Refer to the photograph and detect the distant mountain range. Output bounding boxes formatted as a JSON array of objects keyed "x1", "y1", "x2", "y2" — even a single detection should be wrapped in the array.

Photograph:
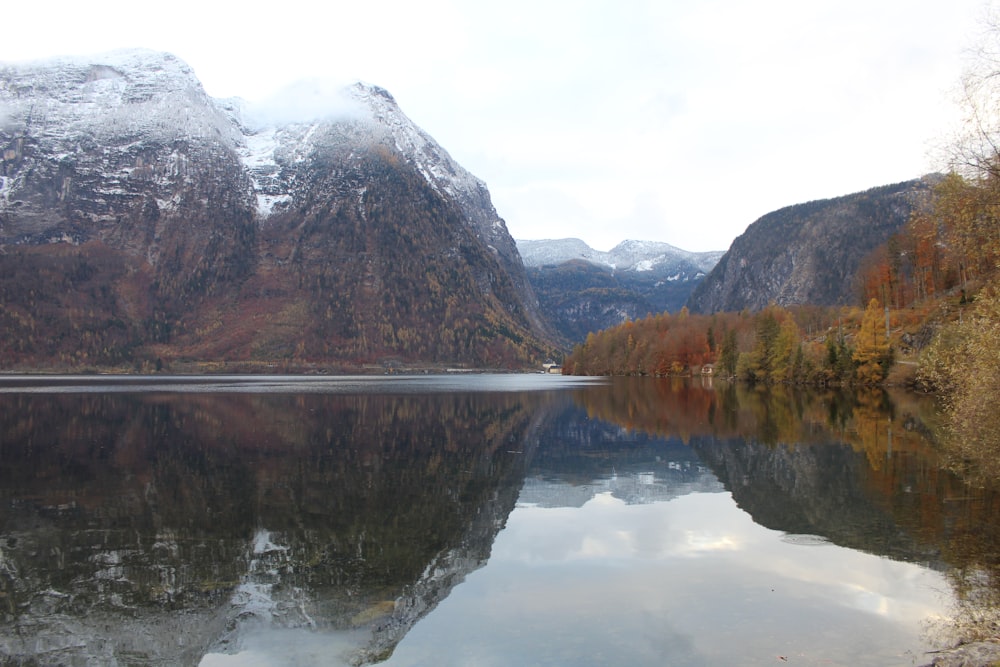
[
  {"x1": 517, "y1": 238, "x2": 722, "y2": 274},
  {"x1": 516, "y1": 238, "x2": 723, "y2": 343}
]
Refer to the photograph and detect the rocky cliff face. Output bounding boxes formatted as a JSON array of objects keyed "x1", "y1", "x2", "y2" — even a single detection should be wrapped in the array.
[
  {"x1": 517, "y1": 238, "x2": 723, "y2": 343},
  {"x1": 685, "y1": 178, "x2": 937, "y2": 314},
  {"x1": 0, "y1": 51, "x2": 257, "y2": 298},
  {"x1": 0, "y1": 50, "x2": 554, "y2": 369}
]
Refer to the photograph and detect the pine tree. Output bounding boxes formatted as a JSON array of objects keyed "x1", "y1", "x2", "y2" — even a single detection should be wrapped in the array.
[
  {"x1": 747, "y1": 311, "x2": 780, "y2": 382},
  {"x1": 718, "y1": 329, "x2": 738, "y2": 378}
]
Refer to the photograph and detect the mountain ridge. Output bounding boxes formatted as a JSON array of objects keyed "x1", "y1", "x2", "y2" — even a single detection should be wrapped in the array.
[
  {"x1": 685, "y1": 178, "x2": 938, "y2": 314},
  {"x1": 517, "y1": 237, "x2": 723, "y2": 274},
  {"x1": 0, "y1": 49, "x2": 556, "y2": 369}
]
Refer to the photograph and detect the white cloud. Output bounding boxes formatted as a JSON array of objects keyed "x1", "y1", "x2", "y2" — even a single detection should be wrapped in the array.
[{"x1": 242, "y1": 78, "x2": 364, "y2": 126}]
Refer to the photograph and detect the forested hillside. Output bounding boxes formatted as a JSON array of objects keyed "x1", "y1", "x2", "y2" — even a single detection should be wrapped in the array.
[
  {"x1": 523, "y1": 260, "x2": 652, "y2": 343},
  {"x1": 562, "y1": 301, "x2": 894, "y2": 386}
]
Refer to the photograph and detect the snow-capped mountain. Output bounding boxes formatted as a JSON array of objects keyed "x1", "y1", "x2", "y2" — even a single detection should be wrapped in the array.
[
  {"x1": 229, "y1": 82, "x2": 521, "y2": 264},
  {"x1": 517, "y1": 238, "x2": 723, "y2": 275},
  {"x1": 0, "y1": 49, "x2": 555, "y2": 368},
  {"x1": 515, "y1": 238, "x2": 723, "y2": 343},
  {"x1": 0, "y1": 49, "x2": 256, "y2": 289}
]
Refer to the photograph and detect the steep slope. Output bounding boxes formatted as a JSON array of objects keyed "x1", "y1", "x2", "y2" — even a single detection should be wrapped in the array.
[
  {"x1": 686, "y1": 178, "x2": 937, "y2": 314},
  {"x1": 517, "y1": 238, "x2": 722, "y2": 342},
  {"x1": 0, "y1": 50, "x2": 257, "y2": 297},
  {"x1": 0, "y1": 50, "x2": 555, "y2": 369}
]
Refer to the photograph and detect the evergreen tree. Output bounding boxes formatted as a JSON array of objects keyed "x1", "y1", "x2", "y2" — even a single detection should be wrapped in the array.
[
  {"x1": 718, "y1": 329, "x2": 739, "y2": 378},
  {"x1": 747, "y1": 311, "x2": 780, "y2": 382}
]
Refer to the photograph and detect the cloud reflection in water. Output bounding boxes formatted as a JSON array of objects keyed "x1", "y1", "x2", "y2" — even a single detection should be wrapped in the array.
[{"x1": 383, "y1": 488, "x2": 948, "y2": 667}]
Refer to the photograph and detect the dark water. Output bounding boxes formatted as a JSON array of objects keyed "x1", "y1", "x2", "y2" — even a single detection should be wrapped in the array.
[{"x1": 0, "y1": 375, "x2": 997, "y2": 666}]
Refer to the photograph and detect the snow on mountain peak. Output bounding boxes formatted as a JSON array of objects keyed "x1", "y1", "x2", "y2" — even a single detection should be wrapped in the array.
[
  {"x1": 1, "y1": 48, "x2": 237, "y2": 148},
  {"x1": 347, "y1": 81, "x2": 484, "y2": 198},
  {"x1": 227, "y1": 76, "x2": 495, "y2": 231},
  {"x1": 1, "y1": 49, "x2": 203, "y2": 99},
  {"x1": 517, "y1": 237, "x2": 724, "y2": 275},
  {"x1": 2, "y1": 49, "x2": 514, "y2": 259}
]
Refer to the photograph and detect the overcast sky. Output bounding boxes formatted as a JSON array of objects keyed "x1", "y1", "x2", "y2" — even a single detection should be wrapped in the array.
[{"x1": 1, "y1": 0, "x2": 992, "y2": 251}]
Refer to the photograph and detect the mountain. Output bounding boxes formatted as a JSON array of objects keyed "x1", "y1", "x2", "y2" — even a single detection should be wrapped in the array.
[
  {"x1": 516, "y1": 238, "x2": 723, "y2": 343},
  {"x1": 517, "y1": 238, "x2": 721, "y2": 275},
  {"x1": 0, "y1": 49, "x2": 555, "y2": 370},
  {"x1": 686, "y1": 178, "x2": 937, "y2": 314}
]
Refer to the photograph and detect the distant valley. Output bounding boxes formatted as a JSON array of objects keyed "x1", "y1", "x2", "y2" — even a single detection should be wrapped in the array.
[
  {"x1": 516, "y1": 238, "x2": 723, "y2": 343},
  {"x1": 517, "y1": 178, "x2": 935, "y2": 344}
]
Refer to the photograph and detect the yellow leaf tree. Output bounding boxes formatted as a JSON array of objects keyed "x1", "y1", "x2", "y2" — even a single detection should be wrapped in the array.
[{"x1": 853, "y1": 298, "x2": 891, "y2": 384}]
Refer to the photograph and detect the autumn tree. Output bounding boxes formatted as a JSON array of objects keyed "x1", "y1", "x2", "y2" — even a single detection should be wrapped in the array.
[
  {"x1": 858, "y1": 243, "x2": 899, "y2": 307},
  {"x1": 917, "y1": 285, "x2": 1000, "y2": 479},
  {"x1": 931, "y1": 173, "x2": 1000, "y2": 288},
  {"x1": 937, "y1": 12, "x2": 1000, "y2": 283},
  {"x1": 853, "y1": 299, "x2": 892, "y2": 385},
  {"x1": 770, "y1": 318, "x2": 802, "y2": 383}
]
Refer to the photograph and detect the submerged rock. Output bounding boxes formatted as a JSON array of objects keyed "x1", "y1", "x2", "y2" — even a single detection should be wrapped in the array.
[{"x1": 921, "y1": 641, "x2": 1000, "y2": 667}]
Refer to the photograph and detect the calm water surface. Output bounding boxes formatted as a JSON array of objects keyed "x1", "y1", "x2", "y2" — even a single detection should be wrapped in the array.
[{"x1": 0, "y1": 374, "x2": 997, "y2": 666}]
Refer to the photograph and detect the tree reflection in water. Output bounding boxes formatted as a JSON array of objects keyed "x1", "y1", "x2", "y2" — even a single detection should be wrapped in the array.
[{"x1": 571, "y1": 377, "x2": 1000, "y2": 648}]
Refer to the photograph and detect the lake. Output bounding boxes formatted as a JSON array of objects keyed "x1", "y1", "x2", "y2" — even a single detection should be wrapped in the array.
[{"x1": 0, "y1": 374, "x2": 997, "y2": 666}]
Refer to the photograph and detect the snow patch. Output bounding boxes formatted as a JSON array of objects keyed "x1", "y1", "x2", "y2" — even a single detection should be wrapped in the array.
[
  {"x1": 155, "y1": 195, "x2": 181, "y2": 211},
  {"x1": 241, "y1": 129, "x2": 279, "y2": 171},
  {"x1": 256, "y1": 193, "x2": 291, "y2": 217},
  {"x1": 292, "y1": 123, "x2": 320, "y2": 163},
  {"x1": 0, "y1": 176, "x2": 12, "y2": 204},
  {"x1": 252, "y1": 529, "x2": 288, "y2": 556}
]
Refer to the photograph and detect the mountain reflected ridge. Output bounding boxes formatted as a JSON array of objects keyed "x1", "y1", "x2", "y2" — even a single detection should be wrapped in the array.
[
  {"x1": 0, "y1": 375, "x2": 998, "y2": 664},
  {"x1": 0, "y1": 385, "x2": 545, "y2": 665}
]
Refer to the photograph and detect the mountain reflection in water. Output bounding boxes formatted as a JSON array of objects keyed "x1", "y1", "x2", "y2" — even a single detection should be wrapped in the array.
[{"x1": 0, "y1": 375, "x2": 997, "y2": 666}]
